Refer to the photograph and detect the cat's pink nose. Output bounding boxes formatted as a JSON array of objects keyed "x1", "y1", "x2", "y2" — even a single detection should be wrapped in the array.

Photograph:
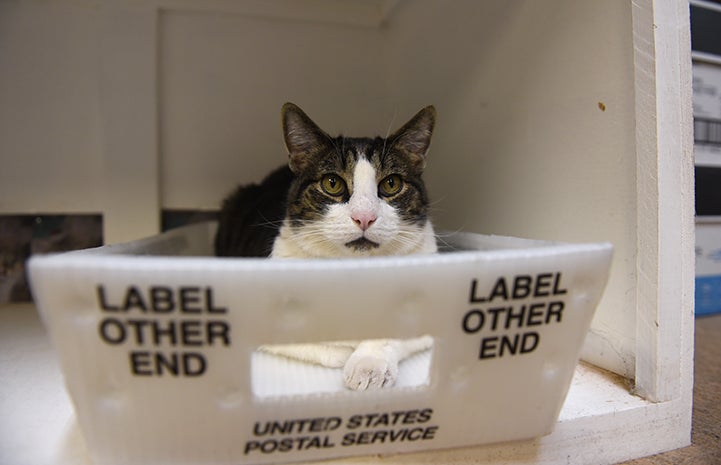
[{"x1": 352, "y1": 212, "x2": 377, "y2": 231}]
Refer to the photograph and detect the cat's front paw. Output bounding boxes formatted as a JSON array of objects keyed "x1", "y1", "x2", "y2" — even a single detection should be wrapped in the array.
[{"x1": 343, "y1": 353, "x2": 398, "y2": 390}]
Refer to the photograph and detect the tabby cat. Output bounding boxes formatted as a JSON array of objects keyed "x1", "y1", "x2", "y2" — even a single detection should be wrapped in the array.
[{"x1": 215, "y1": 103, "x2": 438, "y2": 390}]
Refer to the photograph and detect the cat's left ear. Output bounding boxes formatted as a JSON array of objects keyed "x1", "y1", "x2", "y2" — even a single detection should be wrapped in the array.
[
  {"x1": 281, "y1": 103, "x2": 332, "y2": 173},
  {"x1": 389, "y1": 105, "x2": 436, "y2": 171}
]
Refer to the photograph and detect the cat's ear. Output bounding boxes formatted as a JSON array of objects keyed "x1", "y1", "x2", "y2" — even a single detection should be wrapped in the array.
[
  {"x1": 281, "y1": 103, "x2": 332, "y2": 173},
  {"x1": 389, "y1": 106, "x2": 436, "y2": 170}
]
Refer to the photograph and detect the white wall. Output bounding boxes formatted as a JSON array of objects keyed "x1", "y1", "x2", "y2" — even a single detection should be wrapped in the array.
[
  {"x1": 0, "y1": 1, "x2": 103, "y2": 213},
  {"x1": 159, "y1": 9, "x2": 388, "y2": 209}
]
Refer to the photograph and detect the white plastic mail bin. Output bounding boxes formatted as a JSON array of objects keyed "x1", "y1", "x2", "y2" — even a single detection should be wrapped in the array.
[{"x1": 29, "y1": 222, "x2": 612, "y2": 465}]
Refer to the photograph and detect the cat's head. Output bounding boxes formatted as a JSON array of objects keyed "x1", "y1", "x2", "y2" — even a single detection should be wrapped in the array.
[{"x1": 275, "y1": 103, "x2": 437, "y2": 258}]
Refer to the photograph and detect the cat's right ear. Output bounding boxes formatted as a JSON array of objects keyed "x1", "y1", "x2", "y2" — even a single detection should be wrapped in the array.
[{"x1": 281, "y1": 103, "x2": 332, "y2": 173}]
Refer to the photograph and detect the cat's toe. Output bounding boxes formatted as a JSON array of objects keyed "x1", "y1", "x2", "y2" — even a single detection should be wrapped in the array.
[{"x1": 343, "y1": 356, "x2": 398, "y2": 391}]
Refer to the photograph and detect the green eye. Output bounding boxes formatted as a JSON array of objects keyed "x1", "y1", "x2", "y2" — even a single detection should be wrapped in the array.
[
  {"x1": 321, "y1": 174, "x2": 346, "y2": 196},
  {"x1": 379, "y1": 174, "x2": 403, "y2": 196}
]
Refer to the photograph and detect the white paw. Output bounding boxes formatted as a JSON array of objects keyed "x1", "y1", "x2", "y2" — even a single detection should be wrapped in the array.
[{"x1": 343, "y1": 353, "x2": 398, "y2": 390}]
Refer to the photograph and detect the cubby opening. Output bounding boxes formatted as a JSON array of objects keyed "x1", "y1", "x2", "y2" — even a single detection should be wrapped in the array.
[{"x1": 0, "y1": 1, "x2": 694, "y2": 463}]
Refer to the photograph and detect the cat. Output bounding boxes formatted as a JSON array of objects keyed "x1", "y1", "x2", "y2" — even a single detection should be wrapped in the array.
[{"x1": 215, "y1": 103, "x2": 438, "y2": 390}]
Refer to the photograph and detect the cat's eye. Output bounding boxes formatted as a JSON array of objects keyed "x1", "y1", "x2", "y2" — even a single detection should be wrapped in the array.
[
  {"x1": 378, "y1": 174, "x2": 403, "y2": 197},
  {"x1": 321, "y1": 174, "x2": 347, "y2": 196}
]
